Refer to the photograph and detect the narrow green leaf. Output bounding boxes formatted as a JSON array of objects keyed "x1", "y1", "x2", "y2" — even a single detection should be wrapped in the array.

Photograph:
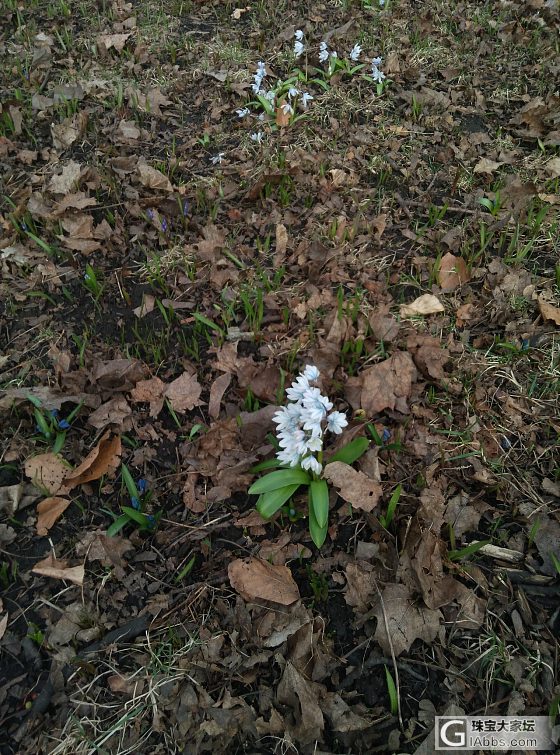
[
  {"x1": 250, "y1": 458, "x2": 282, "y2": 474},
  {"x1": 249, "y1": 468, "x2": 310, "y2": 494},
  {"x1": 52, "y1": 432, "x2": 66, "y2": 454},
  {"x1": 309, "y1": 479, "x2": 329, "y2": 529},
  {"x1": 384, "y1": 666, "x2": 399, "y2": 715},
  {"x1": 193, "y1": 312, "x2": 224, "y2": 336},
  {"x1": 308, "y1": 498, "x2": 328, "y2": 548},
  {"x1": 121, "y1": 463, "x2": 139, "y2": 499},
  {"x1": 121, "y1": 506, "x2": 149, "y2": 526},
  {"x1": 256, "y1": 485, "x2": 299, "y2": 519},
  {"x1": 107, "y1": 514, "x2": 129, "y2": 537},
  {"x1": 327, "y1": 437, "x2": 369, "y2": 465},
  {"x1": 34, "y1": 409, "x2": 51, "y2": 438},
  {"x1": 448, "y1": 539, "x2": 491, "y2": 562},
  {"x1": 26, "y1": 394, "x2": 43, "y2": 409},
  {"x1": 175, "y1": 554, "x2": 196, "y2": 582}
]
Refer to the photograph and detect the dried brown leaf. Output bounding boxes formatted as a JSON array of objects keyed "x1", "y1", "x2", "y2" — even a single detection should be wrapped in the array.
[
  {"x1": 137, "y1": 160, "x2": 173, "y2": 192},
  {"x1": 32, "y1": 553, "x2": 85, "y2": 586},
  {"x1": 538, "y1": 297, "x2": 560, "y2": 325},
  {"x1": 347, "y1": 351, "x2": 417, "y2": 414},
  {"x1": 407, "y1": 335, "x2": 450, "y2": 380},
  {"x1": 130, "y1": 376, "x2": 165, "y2": 417},
  {"x1": 276, "y1": 662, "x2": 324, "y2": 744},
  {"x1": 323, "y1": 462, "x2": 381, "y2": 513},
  {"x1": 91, "y1": 359, "x2": 148, "y2": 392},
  {"x1": 164, "y1": 371, "x2": 203, "y2": 413},
  {"x1": 64, "y1": 432, "x2": 121, "y2": 488},
  {"x1": 228, "y1": 557, "x2": 300, "y2": 605},
  {"x1": 344, "y1": 562, "x2": 375, "y2": 612},
  {"x1": 36, "y1": 496, "x2": 71, "y2": 536},
  {"x1": 24, "y1": 453, "x2": 71, "y2": 496},
  {"x1": 208, "y1": 372, "x2": 232, "y2": 419},
  {"x1": 372, "y1": 583, "x2": 442, "y2": 656},
  {"x1": 473, "y1": 157, "x2": 504, "y2": 174},
  {"x1": 438, "y1": 252, "x2": 470, "y2": 292},
  {"x1": 87, "y1": 396, "x2": 132, "y2": 430},
  {"x1": 48, "y1": 160, "x2": 82, "y2": 194},
  {"x1": 400, "y1": 294, "x2": 444, "y2": 317}
]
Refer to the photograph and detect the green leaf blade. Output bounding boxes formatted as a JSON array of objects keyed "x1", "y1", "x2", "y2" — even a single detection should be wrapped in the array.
[
  {"x1": 309, "y1": 479, "x2": 329, "y2": 529},
  {"x1": 249, "y1": 468, "x2": 310, "y2": 494},
  {"x1": 107, "y1": 514, "x2": 129, "y2": 537},
  {"x1": 121, "y1": 463, "x2": 139, "y2": 499},
  {"x1": 308, "y1": 496, "x2": 328, "y2": 548},
  {"x1": 327, "y1": 437, "x2": 369, "y2": 465},
  {"x1": 256, "y1": 484, "x2": 300, "y2": 519}
]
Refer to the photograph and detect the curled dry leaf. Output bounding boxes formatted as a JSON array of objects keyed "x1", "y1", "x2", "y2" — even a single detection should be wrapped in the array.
[
  {"x1": 0, "y1": 611, "x2": 7, "y2": 642},
  {"x1": 228, "y1": 557, "x2": 300, "y2": 605},
  {"x1": 438, "y1": 252, "x2": 470, "y2": 292},
  {"x1": 0, "y1": 483, "x2": 41, "y2": 515},
  {"x1": 91, "y1": 358, "x2": 148, "y2": 392},
  {"x1": 130, "y1": 375, "x2": 165, "y2": 417},
  {"x1": 87, "y1": 396, "x2": 132, "y2": 431},
  {"x1": 473, "y1": 157, "x2": 504, "y2": 174},
  {"x1": 24, "y1": 453, "x2": 71, "y2": 496},
  {"x1": 400, "y1": 294, "x2": 444, "y2": 317},
  {"x1": 137, "y1": 160, "x2": 173, "y2": 192},
  {"x1": 372, "y1": 583, "x2": 442, "y2": 657},
  {"x1": 36, "y1": 496, "x2": 71, "y2": 536},
  {"x1": 208, "y1": 372, "x2": 232, "y2": 419},
  {"x1": 32, "y1": 553, "x2": 85, "y2": 586},
  {"x1": 275, "y1": 223, "x2": 288, "y2": 260},
  {"x1": 323, "y1": 462, "x2": 381, "y2": 513},
  {"x1": 164, "y1": 371, "x2": 203, "y2": 413},
  {"x1": 538, "y1": 297, "x2": 560, "y2": 325},
  {"x1": 276, "y1": 662, "x2": 325, "y2": 745},
  {"x1": 64, "y1": 432, "x2": 121, "y2": 489},
  {"x1": 276, "y1": 101, "x2": 291, "y2": 128}
]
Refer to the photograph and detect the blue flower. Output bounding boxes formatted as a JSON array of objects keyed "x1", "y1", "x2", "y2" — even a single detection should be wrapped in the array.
[
  {"x1": 58, "y1": 419, "x2": 70, "y2": 430},
  {"x1": 131, "y1": 496, "x2": 141, "y2": 510},
  {"x1": 138, "y1": 479, "x2": 147, "y2": 495},
  {"x1": 382, "y1": 428, "x2": 391, "y2": 443}
]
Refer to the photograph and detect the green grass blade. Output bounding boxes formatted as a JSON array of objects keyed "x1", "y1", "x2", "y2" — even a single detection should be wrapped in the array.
[
  {"x1": 384, "y1": 666, "x2": 399, "y2": 715},
  {"x1": 448, "y1": 539, "x2": 491, "y2": 562},
  {"x1": 121, "y1": 463, "x2": 139, "y2": 499},
  {"x1": 107, "y1": 514, "x2": 129, "y2": 537}
]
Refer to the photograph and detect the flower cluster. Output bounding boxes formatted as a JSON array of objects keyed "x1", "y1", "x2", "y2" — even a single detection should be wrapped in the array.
[
  {"x1": 294, "y1": 29, "x2": 304, "y2": 58},
  {"x1": 252, "y1": 60, "x2": 266, "y2": 94},
  {"x1": 273, "y1": 365, "x2": 348, "y2": 476},
  {"x1": 371, "y1": 56, "x2": 386, "y2": 83}
]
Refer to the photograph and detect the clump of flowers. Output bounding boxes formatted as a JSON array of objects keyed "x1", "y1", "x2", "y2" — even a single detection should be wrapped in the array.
[
  {"x1": 370, "y1": 56, "x2": 386, "y2": 83},
  {"x1": 294, "y1": 29, "x2": 305, "y2": 59},
  {"x1": 232, "y1": 35, "x2": 390, "y2": 153},
  {"x1": 273, "y1": 365, "x2": 347, "y2": 476},
  {"x1": 249, "y1": 366, "x2": 369, "y2": 547}
]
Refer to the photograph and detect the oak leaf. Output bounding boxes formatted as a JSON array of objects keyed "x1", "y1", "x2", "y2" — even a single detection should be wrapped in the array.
[{"x1": 228, "y1": 557, "x2": 300, "y2": 605}]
